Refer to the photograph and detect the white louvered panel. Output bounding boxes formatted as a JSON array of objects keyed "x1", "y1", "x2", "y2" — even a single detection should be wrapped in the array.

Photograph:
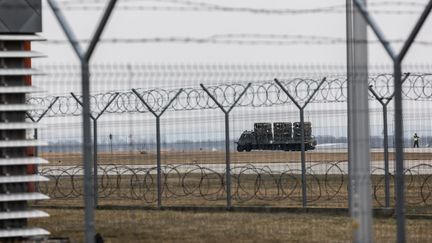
[
  {"x1": 0, "y1": 175, "x2": 49, "y2": 184},
  {"x1": 0, "y1": 104, "x2": 44, "y2": 111},
  {"x1": 0, "y1": 228, "x2": 50, "y2": 238},
  {"x1": 0, "y1": 122, "x2": 41, "y2": 130},
  {"x1": 0, "y1": 69, "x2": 44, "y2": 76},
  {"x1": 0, "y1": 157, "x2": 48, "y2": 166},
  {"x1": 0, "y1": 193, "x2": 49, "y2": 202},
  {"x1": 0, "y1": 140, "x2": 48, "y2": 148},
  {"x1": 1, "y1": 33, "x2": 50, "y2": 239},
  {"x1": 0, "y1": 210, "x2": 49, "y2": 220},
  {"x1": 0, "y1": 51, "x2": 46, "y2": 58},
  {"x1": 0, "y1": 34, "x2": 45, "y2": 41},
  {"x1": 0, "y1": 86, "x2": 40, "y2": 93}
]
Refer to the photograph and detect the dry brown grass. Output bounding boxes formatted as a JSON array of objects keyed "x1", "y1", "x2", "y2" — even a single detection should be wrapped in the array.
[
  {"x1": 32, "y1": 150, "x2": 432, "y2": 242},
  {"x1": 42, "y1": 150, "x2": 432, "y2": 166},
  {"x1": 30, "y1": 208, "x2": 432, "y2": 243}
]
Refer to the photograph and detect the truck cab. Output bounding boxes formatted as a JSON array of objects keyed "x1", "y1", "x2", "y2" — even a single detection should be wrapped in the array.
[{"x1": 236, "y1": 131, "x2": 255, "y2": 152}]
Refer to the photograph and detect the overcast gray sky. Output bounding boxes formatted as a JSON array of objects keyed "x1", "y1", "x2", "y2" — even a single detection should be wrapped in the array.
[
  {"x1": 34, "y1": 0, "x2": 432, "y2": 65},
  {"x1": 29, "y1": 0, "x2": 432, "y2": 143}
]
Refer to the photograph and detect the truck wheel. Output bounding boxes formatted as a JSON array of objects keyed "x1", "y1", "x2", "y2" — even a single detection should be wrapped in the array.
[
  {"x1": 237, "y1": 146, "x2": 244, "y2": 152},
  {"x1": 245, "y1": 146, "x2": 252, "y2": 152}
]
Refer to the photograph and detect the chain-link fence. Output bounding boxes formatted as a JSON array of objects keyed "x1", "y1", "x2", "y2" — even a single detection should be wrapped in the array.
[
  {"x1": 22, "y1": 0, "x2": 432, "y2": 242},
  {"x1": 29, "y1": 68, "x2": 432, "y2": 209},
  {"x1": 26, "y1": 63, "x2": 432, "y2": 241}
]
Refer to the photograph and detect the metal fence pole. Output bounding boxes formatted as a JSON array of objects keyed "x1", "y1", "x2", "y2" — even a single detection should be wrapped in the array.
[
  {"x1": 48, "y1": 0, "x2": 118, "y2": 240},
  {"x1": 92, "y1": 93, "x2": 119, "y2": 207},
  {"x1": 109, "y1": 134, "x2": 113, "y2": 155},
  {"x1": 93, "y1": 119, "x2": 98, "y2": 206},
  {"x1": 71, "y1": 92, "x2": 97, "y2": 208},
  {"x1": 34, "y1": 129, "x2": 38, "y2": 154},
  {"x1": 274, "y1": 78, "x2": 326, "y2": 208},
  {"x1": 346, "y1": 0, "x2": 354, "y2": 212},
  {"x1": 81, "y1": 61, "x2": 95, "y2": 242},
  {"x1": 26, "y1": 97, "x2": 59, "y2": 196},
  {"x1": 200, "y1": 83, "x2": 251, "y2": 209},
  {"x1": 299, "y1": 108, "x2": 306, "y2": 207},
  {"x1": 369, "y1": 73, "x2": 410, "y2": 208},
  {"x1": 382, "y1": 103, "x2": 390, "y2": 206},
  {"x1": 132, "y1": 89, "x2": 183, "y2": 208},
  {"x1": 393, "y1": 63, "x2": 405, "y2": 243},
  {"x1": 394, "y1": 5, "x2": 432, "y2": 242},
  {"x1": 353, "y1": 1, "x2": 432, "y2": 242},
  {"x1": 347, "y1": 1, "x2": 373, "y2": 242},
  {"x1": 26, "y1": 96, "x2": 60, "y2": 157},
  {"x1": 155, "y1": 116, "x2": 162, "y2": 207},
  {"x1": 71, "y1": 92, "x2": 119, "y2": 208},
  {"x1": 367, "y1": 90, "x2": 393, "y2": 208},
  {"x1": 224, "y1": 112, "x2": 232, "y2": 208}
]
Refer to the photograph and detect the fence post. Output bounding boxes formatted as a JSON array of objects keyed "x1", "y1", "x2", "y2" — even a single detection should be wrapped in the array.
[
  {"x1": 93, "y1": 119, "x2": 98, "y2": 205},
  {"x1": 200, "y1": 83, "x2": 251, "y2": 209},
  {"x1": 26, "y1": 97, "x2": 60, "y2": 195},
  {"x1": 132, "y1": 88, "x2": 183, "y2": 208},
  {"x1": 368, "y1": 73, "x2": 410, "y2": 208},
  {"x1": 382, "y1": 103, "x2": 390, "y2": 206},
  {"x1": 26, "y1": 96, "x2": 60, "y2": 157},
  {"x1": 48, "y1": 0, "x2": 118, "y2": 241},
  {"x1": 346, "y1": 1, "x2": 373, "y2": 242},
  {"x1": 71, "y1": 92, "x2": 119, "y2": 207},
  {"x1": 353, "y1": 1, "x2": 432, "y2": 241},
  {"x1": 274, "y1": 78, "x2": 326, "y2": 208}
]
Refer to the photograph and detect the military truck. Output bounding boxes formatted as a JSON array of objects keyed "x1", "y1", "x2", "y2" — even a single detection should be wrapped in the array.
[{"x1": 236, "y1": 122, "x2": 317, "y2": 152}]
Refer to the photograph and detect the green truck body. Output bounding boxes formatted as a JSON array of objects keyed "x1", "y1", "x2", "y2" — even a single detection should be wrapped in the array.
[{"x1": 236, "y1": 122, "x2": 317, "y2": 152}]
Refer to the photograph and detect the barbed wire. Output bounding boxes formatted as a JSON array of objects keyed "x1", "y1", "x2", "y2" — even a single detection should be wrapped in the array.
[
  {"x1": 51, "y1": 0, "x2": 427, "y2": 15},
  {"x1": 35, "y1": 63, "x2": 432, "y2": 76},
  {"x1": 57, "y1": 0, "x2": 427, "y2": 7},
  {"x1": 40, "y1": 34, "x2": 432, "y2": 46},
  {"x1": 27, "y1": 73, "x2": 432, "y2": 119},
  {"x1": 38, "y1": 162, "x2": 432, "y2": 206}
]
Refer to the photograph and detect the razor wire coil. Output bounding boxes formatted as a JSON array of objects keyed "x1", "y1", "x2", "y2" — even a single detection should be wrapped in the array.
[
  {"x1": 28, "y1": 73, "x2": 432, "y2": 119},
  {"x1": 38, "y1": 162, "x2": 432, "y2": 206}
]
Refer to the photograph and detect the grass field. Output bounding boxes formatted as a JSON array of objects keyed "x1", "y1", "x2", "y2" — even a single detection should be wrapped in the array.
[
  {"x1": 30, "y1": 208, "x2": 432, "y2": 243},
  {"x1": 32, "y1": 150, "x2": 432, "y2": 242}
]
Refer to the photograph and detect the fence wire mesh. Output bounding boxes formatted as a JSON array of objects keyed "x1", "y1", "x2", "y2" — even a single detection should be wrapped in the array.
[
  {"x1": 26, "y1": 63, "x2": 432, "y2": 242},
  {"x1": 22, "y1": 0, "x2": 432, "y2": 242}
]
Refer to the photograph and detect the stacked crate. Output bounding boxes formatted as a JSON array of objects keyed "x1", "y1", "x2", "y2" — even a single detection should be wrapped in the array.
[
  {"x1": 254, "y1": 123, "x2": 272, "y2": 143},
  {"x1": 293, "y1": 122, "x2": 312, "y2": 140},
  {"x1": 0, "y1": 34, "x2": 50, "y2": 239},
  {"x1": 273, "y1": 122, "x2": 292, "y2": 142}
]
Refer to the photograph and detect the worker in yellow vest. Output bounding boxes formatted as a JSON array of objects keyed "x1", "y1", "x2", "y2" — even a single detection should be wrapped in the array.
[{"x1": 413, "y1": 133, "x2": 420, "y2": 148}]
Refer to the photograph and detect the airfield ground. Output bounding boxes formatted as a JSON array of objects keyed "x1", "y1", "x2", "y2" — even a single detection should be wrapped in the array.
[
  {"x1": 32, "y1": 149, "x2": 432, "y2": 242},
  {"x1": 31, "y1": 208, "x2": 432, "y2": 243}
]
